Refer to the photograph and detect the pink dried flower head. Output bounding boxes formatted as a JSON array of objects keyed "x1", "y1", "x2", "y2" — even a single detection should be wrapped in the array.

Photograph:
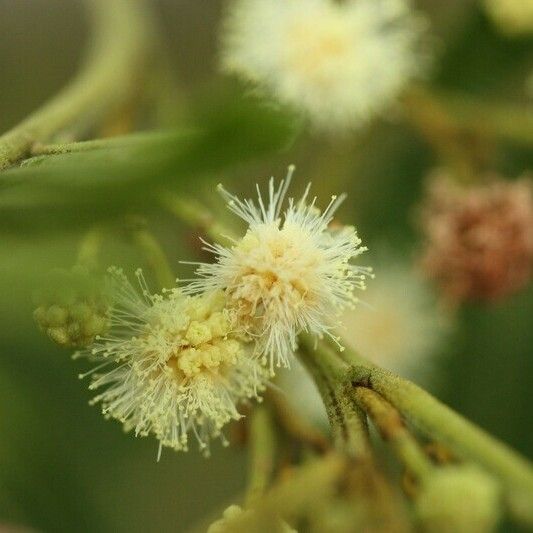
[{"x1": 420, "y1": 173, "x2": 533, "y2": 303}]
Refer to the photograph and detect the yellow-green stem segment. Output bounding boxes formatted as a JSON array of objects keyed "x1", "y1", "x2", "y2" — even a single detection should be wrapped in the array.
[
  {"x1": 245, "y1": 406, "x2": 277, "y2": 507},
  {"x1": 334, "y1": 342, "x2": 533, "y2": 526},
  {"x1": 353, "y1": 386, "x2": 433, "y2": 481},
  {"x1": 0, "y1": 0, "x2": 153, "y2": 170}
]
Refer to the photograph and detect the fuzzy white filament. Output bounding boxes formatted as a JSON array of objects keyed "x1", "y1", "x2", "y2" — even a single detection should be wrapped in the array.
[
  {"x1": 76, "y1": 268, "x2": 268, "y2": 457},
  {"x1": 221, "y1": 0, "x2": 428, "y2": 131},
  {"x1": 184, "y1": 167, "x2": 371, "y2": 370}
]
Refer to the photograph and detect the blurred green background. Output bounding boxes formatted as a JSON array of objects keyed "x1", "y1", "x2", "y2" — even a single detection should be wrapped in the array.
[{"x1": 0, "y1": 0, "x2": 532, "y2": 531}]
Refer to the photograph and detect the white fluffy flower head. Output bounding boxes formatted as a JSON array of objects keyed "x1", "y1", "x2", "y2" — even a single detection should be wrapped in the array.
[
  {"x1": 185, "y1": 167, "x2": 370, "y2": 369},
  {"x1": 340, "y1": 261, "x2": 449, "y2": 379},
  {"x1": 77, "y1": 268, "x2": 267, "y2": 457},
  {"x1": 221, "y1": 0, "x2": 428, "y2": 130}
]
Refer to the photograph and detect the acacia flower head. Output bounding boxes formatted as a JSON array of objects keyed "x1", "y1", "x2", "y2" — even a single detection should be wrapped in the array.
[
  {"x1": 221, "y1": 0, "x2": 428, "y2": 131},
  {"x1": 185, "y1": 167, "x2": 371, "y2": 369},
  {"x1": 340, "y1": 259, "x2": 449, "y2": 381},
  {"x1": 77, "y1": 268, "x2": 268, "y2": 457},
  {"x1": 420, "y1": 174, "x2": 533, "y2": 304}
]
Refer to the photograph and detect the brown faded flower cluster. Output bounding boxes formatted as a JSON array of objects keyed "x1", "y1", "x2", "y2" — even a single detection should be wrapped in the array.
[{"x1": 420, "y1": 173, "x2": 533, "y2": 303}]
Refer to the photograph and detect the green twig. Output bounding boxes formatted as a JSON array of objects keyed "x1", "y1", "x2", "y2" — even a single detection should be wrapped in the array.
[
  {"x1": 76, "y1": 227, "x2": 104, "y2": 270},
  {"x1": 29, "y1": 131, "x2": 176, "y2": 157},
  {"x1": 0, "y1": 0, "x2": 154, "y2": 170},
  {"x1": 404, "y1": 87, "x2": 533, "y2": 147},
  {"x1": 299, "y1": 336, "x2": 370, "y2": 460},
  {"x1": 332, "y1": 342, "x2": 533, "y2": 525},
  {"x1": 353, "y1": 386, "x2": 433, "y2": 481},
  {"x1": 437, "y1": 91, "x2": 533, "y2": 146},
  {"x1": 130, "y1": 226, "x2": 175, "y2": 290},
  {"x1": 268, "y1": 389, "x2": 329, "y2": 453},
  {"x1": 163, "y1": 194, "x2": 235, "y2": 245},
  {"x1": 245, "y1": 406, "x2": 277, "y2": 507}
]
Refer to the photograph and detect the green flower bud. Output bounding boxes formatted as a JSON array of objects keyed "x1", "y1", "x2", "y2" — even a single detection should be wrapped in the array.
[
  {"x1": 415, "y1": 465, "x2": 501, "y2": 533},
  {"x1": 34, "y1": 267, "x2": 110, "y2": 348}
]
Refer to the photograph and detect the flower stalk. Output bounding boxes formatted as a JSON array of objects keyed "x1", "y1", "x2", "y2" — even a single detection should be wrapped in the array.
[
  {"x1": 299, "y1": 335, "x2": 370, "y2": 461},
  {"x1": 129, "y1": 224, "x2": 176, "y2": 290},
  {"x1": 353, "y1": 386, "x2": 433, "y2": 481},
  {"x1": 267, "y1": 389, "x2": 329, "y2": 453},
  {"x1": 76, "y1": 227, "x2": 104, "y2": 271},
  {"x1": 402, "y1": 87, "x2": 533, "y2": 182},
  {"x1": 245, "y1": 406, "x2": 277, "y2": 506},
  {"x1": 328, "y1": 341, "x2": 533, "y2": 525}
]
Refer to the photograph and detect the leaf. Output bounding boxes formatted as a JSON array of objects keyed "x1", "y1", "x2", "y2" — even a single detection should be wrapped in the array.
[{"x1": 0, "y1": 97, "x2": 297, "y2": 234}]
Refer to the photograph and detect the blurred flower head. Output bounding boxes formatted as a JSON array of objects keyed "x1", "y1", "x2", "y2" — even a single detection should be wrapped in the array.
[
  {"x1": 415, "y1": 465, "x2": 502, "y2": 533},
  {"x1": 185, "y1": 167, "x2": 371, "y2": 369},
  {"x1": 340, "y1": 259, "x2": 449, "y2": 379},
  {"x1": 483, "y1": 0, "x2": 533, "y2": 35},
  {"x1": 221, "y1": 0, "x2": 428, "y2": 131},
  {"x1": 420, "y1": 174, "x2": 533, "y2": 304},
  {"x1": 77, "y1": 268, "x2": 268, "y2": 456}
]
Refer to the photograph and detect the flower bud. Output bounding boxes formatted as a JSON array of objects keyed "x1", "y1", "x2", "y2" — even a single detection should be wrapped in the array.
[
  {"x1": 415, "y1": 465, "x2": 501, "y2": 533},
  {"x1": 33, "y1": 266, "x2": 110, "y2": 348}
]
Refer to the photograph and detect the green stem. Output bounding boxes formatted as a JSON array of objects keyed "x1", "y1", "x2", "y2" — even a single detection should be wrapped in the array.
[
  {"x1": 353, "y1": 386, "x2": 433, "y2": 481},
  {"x1": 404, "y1": 87, "x2": 533, "y2": 154},
  {"x1": 162, "y1": 194, "x2": 235, "y2": 245},
  {"x1": 333, "y1": 342, "x2": 533, "y2": 524},
  {"x1": 29, "y1": 132, "x2": 172, "y2": 157},
  {"x1": 436, "y1": 90, "x2": 533, "y2": 146},
  {"x1": 76, "y1": 227, "x2": 104, "y2": 270},
  {"x1": 268, "y1": 389, "x2": 329, "y2": 453},
  {"x1": 299, "y1": 336, "x2": 370, "y2": 460},
  {"x1": 131, "y1": 226, "x2": 175, "y2": 290},
  {"x1": 245, "y1": 406, "x2": 277, "y2": 507},
  {"x1": 0, "y1": 0, "x2": 154, "y2": 170}
]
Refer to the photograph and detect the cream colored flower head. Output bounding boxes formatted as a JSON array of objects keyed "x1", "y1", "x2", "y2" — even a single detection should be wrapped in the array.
[
  {"x1": 77, "y1": 268, "x2": 268, "y2": 457},
  {"x1": 483, "y1": 0, "x2": 533, "y2": 35},
  {"x1": 221, "y1": 0, "x2": 428, "y2": 131},
  {"x1": 185, "y1": 167, "x2": 371, "y2": 370},
  {"x1": 340, "y1": 259, "x2": 449, "y2": 380}
]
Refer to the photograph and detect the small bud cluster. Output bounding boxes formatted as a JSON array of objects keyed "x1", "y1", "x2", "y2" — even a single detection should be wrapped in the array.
[{"x1": 34, "y1": 266, "x2": 110, "y2": 348}]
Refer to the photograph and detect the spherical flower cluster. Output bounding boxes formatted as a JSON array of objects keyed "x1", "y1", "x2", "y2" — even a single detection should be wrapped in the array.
[
  {"x1": 185, "y1": 167, "x2": 371, "y2": 369},
  {"x1": 483, "y1": 0, "x2": 533, "y2": 35},
  {"x1": 420, "y1": 174, "x2": 533, "y2": 304},
  {"x1": 340, "y1": 260, "x2": 449, "y2": 380},
  {"x1": 221, "y1": 0, "x2": 428, "y2": 131},
  {"x1": 33, "y1": 266, "x2": 110, "y2": 348},
  {"x1": 415, "y1": 465, "x2": 501, "y2": 533},
  {"x1": 77, "y1": 268, "x2": 268, "y2": 456}
]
